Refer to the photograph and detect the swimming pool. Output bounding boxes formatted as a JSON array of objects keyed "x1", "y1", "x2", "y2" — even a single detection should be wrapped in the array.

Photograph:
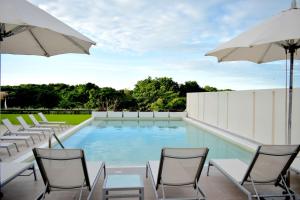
[{"x1": 61, "y1": 120, "x2": 253, "y2": 166}]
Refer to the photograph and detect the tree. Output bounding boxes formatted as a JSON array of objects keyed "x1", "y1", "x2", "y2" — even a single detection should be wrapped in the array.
[
  {"x1": 133, "y1": 77, "x2": 180, "y2": 111},
  {"x1": 179, "y1": 81, "x2": 205, "y2": 97},
  {"x1": 85, "y1": 87, "x2": 123, "y2": 111},
  {"x1": 167, "y1": 97, "x2": 186, "y2": 111},
  {"x1": 204, "y1": 85, "x2": 218, "y2": 92},
  {"x1": 1, "y1": 79, "x2": 226, "y2": 111}
]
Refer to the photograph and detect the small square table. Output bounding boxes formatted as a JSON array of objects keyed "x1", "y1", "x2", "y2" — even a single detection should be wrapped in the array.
[{"x1": 102, "y1": 174, "x2": 144, "y2": 200}]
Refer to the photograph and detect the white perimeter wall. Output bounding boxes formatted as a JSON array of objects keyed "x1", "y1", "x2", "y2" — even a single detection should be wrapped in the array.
[{"x1": 186, "y1": 89, "x2": 300, "y2": 145}]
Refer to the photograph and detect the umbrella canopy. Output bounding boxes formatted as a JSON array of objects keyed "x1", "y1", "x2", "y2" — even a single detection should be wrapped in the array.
[
  {"x1": 206, "y1": 0, "x2": 300, "y2": 145},
  {"x1": 0, "y1": 0, "x2": 95, "y2": 149},
  {"x1": 206, "y1": 2, "x2": 300, "y2": 63},
  {"x1": 0, "y1": 0, "x2": 95, "y2": 56}
]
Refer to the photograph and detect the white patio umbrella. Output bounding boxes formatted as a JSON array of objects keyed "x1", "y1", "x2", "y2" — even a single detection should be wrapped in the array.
[
  {"x1": 0, "y1": 0, "x2": 95, "y2": 104},
  {"x1": 0, "y1": 0, "x2": 96, "y2": 150},
  {"x1": 206, "y1": 0, "x2": 300, "y2": 145},
  {"x1": 0, "y1": 0, "x2": 95, "y2": 56}
]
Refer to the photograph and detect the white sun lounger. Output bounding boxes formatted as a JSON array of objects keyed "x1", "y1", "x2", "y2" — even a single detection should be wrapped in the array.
[
  {"x1": 146, "y1": 148, "x2": 209, "y2": 200},
  {"x1": 29, "y1": 114, "x2": 61, "y2": 130},
  {"x1": 17, "y1": 116, "x2": 53, "y2": 134},
  {"x1": 0, "y1": 142, "x2": 19, "y2": 156},
  {"x1": 33, "y1": 148, "x2": 106, "y2": 200},
  {"x1": 207, "y1": 145, "x2": 300, "y2": 200},
  {"x1": 38, "y1": 112, "x2": 67, "y2": 125},
  {"x1": 291, "y1": 157, "x2": 300, "y2": 174},
  {"x1": 2, "y1": 119, "x2": 44, "y2": 142},
  {"x1": 0, "y1": 162, "x2": 36, "y2": 190},
  {"x1": 0, "y1": 135, "x2": 31, "y2": 147}
]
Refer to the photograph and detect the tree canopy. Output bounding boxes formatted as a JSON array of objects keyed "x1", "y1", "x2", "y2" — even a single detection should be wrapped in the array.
[{"x1": 1, "y1": 77, "x2": 228, "y2": 111}]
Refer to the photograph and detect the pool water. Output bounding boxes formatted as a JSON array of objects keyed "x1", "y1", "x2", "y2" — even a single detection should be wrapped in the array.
[{"x1": 61, "y1": 120, "x2": 253, "y2": 166}]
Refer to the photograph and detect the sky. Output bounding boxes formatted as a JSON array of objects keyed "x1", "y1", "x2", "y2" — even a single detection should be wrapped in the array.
[{"x1": 1, "y1": 0, "x2": 300, "y2": 90}]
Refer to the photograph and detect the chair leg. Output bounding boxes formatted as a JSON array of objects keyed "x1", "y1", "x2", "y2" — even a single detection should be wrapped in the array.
[
  {"x1": 31, "y1": 166, "x2": 37, "y2": 181},
  {"x1": 36, "y1": 184, "x2": 48, "y2": 200},
  {"x1": 103, "y1": 164, "x2": 106, "y2": 178},
  {"x1": 196, "y1": 181, "x2": 206, "y2": 199},
  {"x1": 280, "y1": 174, "x2": 295, "y2": 199},
  {"x1": 249, "y1": 176, "x2": 261, "y2": 200},
  {"x1": 206, "y1": 162, "x2": 212, "y2": 176},
  {"x1": 25, "y1": 139, "x2": 30, "y2": 147},
  {"x1": 161, "y1": 182, "x2": 166, "y2": 200},
  {"x1": 146, "y1": 164, "x2": 148, "y2": 178},
  {"x1": 29, "y1": 136, "x2": 35, "y2": 144},
  {"x1": 14, "y1": 143, "x2": 19, "y2": 152},
  {"x1": 6, "y1": 147, "x2": 11, "y2": 156}
]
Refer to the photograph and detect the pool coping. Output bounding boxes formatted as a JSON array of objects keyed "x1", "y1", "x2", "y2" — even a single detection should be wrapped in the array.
[
  {"x1": 184, "y1": 117, "x2": 259, "y2": 152},
  {"x1": 12, "y1": 117, "x2": 94, "y2": 163},
  {"x1": 14, "y1": 116, "x2": 259, "y2": 164}
]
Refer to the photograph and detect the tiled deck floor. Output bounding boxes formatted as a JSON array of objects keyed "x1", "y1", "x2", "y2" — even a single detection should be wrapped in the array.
[{"x1": 1, "y1": 166, "x2": 300, "y2": 200}]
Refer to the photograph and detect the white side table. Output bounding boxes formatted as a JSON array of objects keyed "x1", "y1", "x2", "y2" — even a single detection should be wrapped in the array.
[{"x1": 102, "y1": 174, "x2": 144, "y2": 200}]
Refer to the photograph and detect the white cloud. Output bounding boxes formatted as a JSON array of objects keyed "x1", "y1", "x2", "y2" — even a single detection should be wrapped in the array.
[{"x1": 9, "y1": 0, "x2": 298, "y2": 90}]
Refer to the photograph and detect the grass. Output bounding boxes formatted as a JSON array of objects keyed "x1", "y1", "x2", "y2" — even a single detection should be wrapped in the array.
[{"x1": 0, "y1": 114, "x2": 91, "y2": 125}]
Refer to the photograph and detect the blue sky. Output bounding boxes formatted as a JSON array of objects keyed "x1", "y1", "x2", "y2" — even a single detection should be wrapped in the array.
[{"x1": 2, "y1": 0, "x2": 300, "y2": 90}]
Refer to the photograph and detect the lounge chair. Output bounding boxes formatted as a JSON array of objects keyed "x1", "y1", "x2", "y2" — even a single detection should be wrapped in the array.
[
  {"x1": 0, "y1": 162, "x2": 36, "y2": 198},
  {"x1": 207, "y1": 145, "x2": 300, "y2": 200},
  {"x1": 17, "y1": 116, "x2": 54, "y2": 134},
  {"x1": 291, "y1": 157, "x2": 300, "y2": 174},
  {"x1": 146, "y1": 148, "x2": 209, "y2": 200},
  {"x1": 38, "y1": 112, "x2": 67, "y2": 126},
  {"x1": 0, "y1": 142, "x2": 19, "y2": 156},
  {"x1": 33, "y1": 148, "x2": 106, "y2": 200},
  {"x1": 2, "y1": 119, "x2": 44, "y2": 142},
  {"x1": 0, "y1": 135, "x2": 31, "y2": 147},
  {"x1": 29, "y1": 114, "x2": 61, "y2": 130}
]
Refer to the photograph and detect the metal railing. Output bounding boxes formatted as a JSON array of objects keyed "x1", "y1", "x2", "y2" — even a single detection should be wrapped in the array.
[{"x1": 48, "y1": 133, "x2": 64, "y2": 149}]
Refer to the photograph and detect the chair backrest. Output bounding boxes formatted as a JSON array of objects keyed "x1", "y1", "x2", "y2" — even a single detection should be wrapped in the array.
[
  {"x1": 242, "y1": 145, "x2": 300, "y2": 184},
  {"x1": 2, "y1": 119, "x2": 19, "y2": 133},
  {"x1": 157, "y1": 148, "x2": 208, "y2": 189},
  {"x1": 29, "y1": 114, "x2": 40, "y2": 126},
  {"x1": 16, "y1": 116, "x2": 30, "y2": 129},
  {"x1": 38, "y1": 113, "x2": 48, "y2": 122},
  {"x1": 33, "y1": 148, "x2": 91, "y2": 191}
]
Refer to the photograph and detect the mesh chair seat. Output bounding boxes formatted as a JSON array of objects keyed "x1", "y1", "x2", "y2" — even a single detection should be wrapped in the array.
[
  {"x1": 207, "y1": 145, "x2": 300, "y2": 200},
  {"x1": 147, "y1": 147, "x2": 209, "y2": 200},
  {"x1": 33, "y1": 148, "x2": 105, "y2": 199}
]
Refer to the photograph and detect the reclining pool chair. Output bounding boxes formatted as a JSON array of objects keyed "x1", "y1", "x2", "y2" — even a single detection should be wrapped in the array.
[
  {"x1": 0, "y1": 162, "x2": 36, "y2": 197},
  {"x1": 33, "y1": 148, "x2": 106, "y2": 200},
  {"x1": 0, "y1": 142, "x2": 19, "y2": 156},
  {"x1": 17, "y1": 116, "x2": 54, "y2": 134},
  {"x1": 207, "y1": 145, "x2": 300, "y2": 200},
  {"x1": 38, "y1": 112, "x2": 67, "y2": 127},
  {"x1": 0, "y1": 135, "x2": 31, "y2": 147},
  {"x1": 29, "y1": 114, "x2": 61, "y2": 130},
  {"x1": 146, "y1": 148, "x2": 209, "y2": 200},
  {"x1": 2, "y1": 118, "x2": 44, "y2": 142}
]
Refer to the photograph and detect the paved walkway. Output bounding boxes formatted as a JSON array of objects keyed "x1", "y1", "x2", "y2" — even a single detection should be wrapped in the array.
[{"x1": 1, "y1": 166, "x2": 300, "y2": 200}]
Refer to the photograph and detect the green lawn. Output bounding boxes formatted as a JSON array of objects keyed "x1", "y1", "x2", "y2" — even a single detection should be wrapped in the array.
[{"x1": 0, "y1": 114, "x2": 91, "y2": 125}]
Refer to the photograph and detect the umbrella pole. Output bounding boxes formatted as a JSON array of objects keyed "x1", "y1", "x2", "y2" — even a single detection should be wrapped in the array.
[
  {"x1": 287, "y1": 47, "x2": 295, "y2": 145},
  {"x1": 285, "y1": 47, "x2": 295, "y2": 188}
]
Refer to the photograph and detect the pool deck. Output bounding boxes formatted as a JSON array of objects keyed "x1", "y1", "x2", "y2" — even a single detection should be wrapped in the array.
[
  {"x1": 1, "y1": 118, "x2": 300, "y2": 199},
  {"x1": 1, "y1": 166, "x2": 300, "y2": 200}
]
